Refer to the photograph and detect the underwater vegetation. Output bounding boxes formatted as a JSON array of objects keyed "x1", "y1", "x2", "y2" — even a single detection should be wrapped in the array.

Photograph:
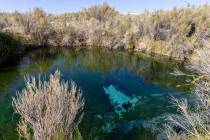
[{"x1": 103, "y1": 85, "x2": 141, "y2": 114}]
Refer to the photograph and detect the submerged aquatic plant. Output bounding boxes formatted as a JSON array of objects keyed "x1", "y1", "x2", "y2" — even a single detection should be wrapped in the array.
[
  {"x1": 12, "y1": 71, "x2": 84, "y2": 140},
  {"x1": 103, "y1": 85, "x2": 140, "y2": 114}
]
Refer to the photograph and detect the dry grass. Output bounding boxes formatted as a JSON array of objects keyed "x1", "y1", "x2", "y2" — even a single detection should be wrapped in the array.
[{"x1": 12, "y1": 71, "x2": 84, "y2": 140}]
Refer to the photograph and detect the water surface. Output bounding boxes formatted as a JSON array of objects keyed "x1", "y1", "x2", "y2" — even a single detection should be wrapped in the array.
[{"x1": 0, "y1": 48, "x2": 190, "y2": 140}]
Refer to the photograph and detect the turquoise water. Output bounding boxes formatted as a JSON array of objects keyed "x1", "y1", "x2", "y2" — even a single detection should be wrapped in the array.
[{"x1": 0, "y1": 48, "x2": 190, "y2": 140}]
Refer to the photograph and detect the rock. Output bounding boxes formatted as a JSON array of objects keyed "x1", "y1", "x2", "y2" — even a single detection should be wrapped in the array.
[
  {"x1": 122, "y1": 102, "x2": 132, "y2": 110},
  {"x1": 116, "y1": 106, "x2": 122, "y2": 111},
  {"x1": 96, "y1": 114, "x2": 103, "y2": 120}
]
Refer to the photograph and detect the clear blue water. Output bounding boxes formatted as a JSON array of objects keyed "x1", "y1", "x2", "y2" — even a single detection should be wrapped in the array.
[{"x1": 0, "y1": 48, "x2": 190, "y2": 140}]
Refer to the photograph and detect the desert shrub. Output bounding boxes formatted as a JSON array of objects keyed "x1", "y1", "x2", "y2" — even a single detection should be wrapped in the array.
[
  {"x1": 160, "y1": 48, "x2": 210, "y2": 140},
  {"x1": 0, "y1": 16, "x2": 8, "y2": 29},
  {"x1": 12, "y1": 11, "x2": 31, "y2": 34},
  {"x1": 12, "y1": 71, "x2": 84, "y2": 140},
  {"x1": 0, "y1": 4, "x2": 210, "y2": 59},
  {"x1": 190, "y1": 48, "x2": 210, "y2": 75},
  {"x1": 160, "y1": 80, "x2": 210, "y2": 140},
  {"x1": 82, "y1": 2, "x2": 118, "y2": 22},
  {"x1": 61, "y1": 26, "x2": 87, "y2": 47},
  {"x1": 13, "y1": 8, "x2": 54, "y2": 45},
  {"x1": 28, "y1": 8, "x2": 54, "y2": 45}
]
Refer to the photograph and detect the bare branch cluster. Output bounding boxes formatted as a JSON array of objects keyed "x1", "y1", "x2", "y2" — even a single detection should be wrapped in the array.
[
  {"x1": 12, "y1": 71, "x2": 84, "y2": 140},
  {"x1": 160, "y1": 48, "x2": 210, "y2": 140}
]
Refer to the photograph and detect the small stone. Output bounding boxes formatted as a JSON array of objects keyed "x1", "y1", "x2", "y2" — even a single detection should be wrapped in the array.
[{"x1": 96, "y1": 114, "x2": 103, "y2": 119}]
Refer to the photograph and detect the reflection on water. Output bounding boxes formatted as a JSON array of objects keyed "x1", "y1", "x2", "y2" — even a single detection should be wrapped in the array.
[{"x1": 0, "y1": 48, "x2": 191, "y2": 140}]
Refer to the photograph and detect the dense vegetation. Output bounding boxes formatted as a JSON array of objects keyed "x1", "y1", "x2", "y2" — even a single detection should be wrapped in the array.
[
  {"x1": 13, "y1": 71, "x2": 84, "y2": 140},
  {"x1": 0, "y1": 3, "x2": 209, "y2": 62},
  {"x1": 159, "y1": 48, "x2": 210, "y2": 140},
  {"x1": 1, "y1": 3, "x2": 210, "y2": 140}
]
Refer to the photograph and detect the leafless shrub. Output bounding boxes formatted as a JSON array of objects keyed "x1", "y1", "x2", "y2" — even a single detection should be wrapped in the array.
[
  {"x1": 160, "y1": 80, "x2": 210, "y2": 140},
  {"x1": 170, "y1": 68, "x2": 188, "y2": 76},
  {"x1": 190, "y1": 48, "x2": 210, "y2": 76},
  {"x1": 160, "y1": 48, "x2": 210, "y2": 140},
  {"x1": 83, "y1": 2, "x2": 118, "y2": 22},
  {"x1": 12, "y1": 71, "x2": 84, "y2": 140}
]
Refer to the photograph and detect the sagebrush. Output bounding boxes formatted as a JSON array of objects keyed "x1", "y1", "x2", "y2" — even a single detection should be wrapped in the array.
[{"x1": 12, "y1": 71, "x2": 84, "y2": 140}]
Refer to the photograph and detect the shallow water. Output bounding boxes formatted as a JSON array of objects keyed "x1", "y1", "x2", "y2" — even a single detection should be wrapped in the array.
[{"x1": 0, "y1": 48, "x2": 191, "y2": 140}]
